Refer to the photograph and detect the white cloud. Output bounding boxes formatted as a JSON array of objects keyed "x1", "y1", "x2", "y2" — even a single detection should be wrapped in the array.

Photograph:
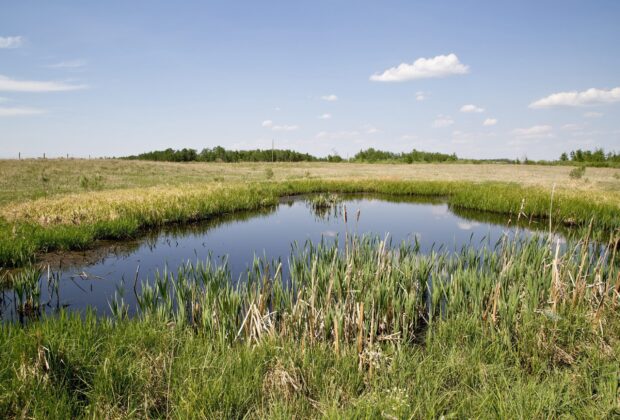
[
  {"x1": 0, "y1": 107, "x2": 46, "y2": 117},
  {"x1": 482, "y1": 118, "x2": 497, "y2": 126},
  {"x1": 0, "y1": 36, "x2": 24, "y2": 49},
  {"x1": 321, "y1": 94, "x2": 338, "y2": 101},
  {"x1": 529, "y1": 87, "x2": 620, "y2": 109},
  {"x1": 318, "y1": 113, "x2": 331, "y2": 120},
  {"x1": 46, "y1": 59, "x2": 87, "y2": 69},
  {"x1": 432, "y1": 115, "x2": 454, "y2": 128},
  {"x1": 400, "y1": 134, "x2": 418, "y2": 141},
  {"x1": 512, "y1": 125, "x2": 553, "y2": 139},
  {"x1": 261, "y1": 119, "x2": 298, "y2": 131},
  {"x1": 584, "y1": 111, "x2": 603, "y2": 118},
  {"x1": 0, "y1": 74, "x2": 87, "y2": 92},
  {"x1": 460, "y1": 104, "x2": 484, "y2": 113},
  {"x1": 415, "y1": 91, "x2": 426, "y2": 101},
  {"x1": 370, "y1": 53, "x2": 469, "y2": 82}
]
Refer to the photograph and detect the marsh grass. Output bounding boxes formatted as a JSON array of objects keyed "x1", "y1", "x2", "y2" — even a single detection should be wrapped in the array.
[
  {"x1": 307, "y1": 193, "x2": 341, "y2": 209},
  {"x1": 10, "y1": 268, "x2": 42, "y2": 317},
  {"x1": 0, "y1": 179, "x2": 618, "y2": 268},
  {"x1": 1, "y1": 230, "x2": 618, "y2": 417}
]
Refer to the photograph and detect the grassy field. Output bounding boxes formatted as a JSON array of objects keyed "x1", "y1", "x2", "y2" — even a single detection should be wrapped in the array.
[
  {"x1": 1, "y1": 158, "x2": 619, "y2": 206},
  {"x1": 0, "y1": 159, "x2": 619, "y2": 267},
  {"x1": 0, "y1": 159, "x2": 619, "y2": 417}
]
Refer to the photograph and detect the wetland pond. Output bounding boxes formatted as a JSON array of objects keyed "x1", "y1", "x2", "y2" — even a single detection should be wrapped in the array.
[{"x1": 1, "y1": 194, "x2": 560, "y2": 321}]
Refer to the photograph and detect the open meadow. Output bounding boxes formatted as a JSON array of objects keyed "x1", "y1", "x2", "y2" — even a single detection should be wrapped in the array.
[
  {"x1": 0, "y1": 159, "x2": 619, "y2": 417},
  {"x1": 1, "y1": 158, "x2": 620, "y2": 206}
]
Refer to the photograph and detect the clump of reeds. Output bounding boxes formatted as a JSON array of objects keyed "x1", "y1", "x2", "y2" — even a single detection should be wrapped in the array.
[
  {"x1": 111, "y1": 229, "x2": 618, "y2": 370},
  {"x1": 11, "y1": 268, "x2": 42, "y2": 317},
  {"x1": 306, "y1": 193, "x2": 342, "y2": 220},
  {"x1": 307, "y1": 193, "x2": 341, "y2": 210}
]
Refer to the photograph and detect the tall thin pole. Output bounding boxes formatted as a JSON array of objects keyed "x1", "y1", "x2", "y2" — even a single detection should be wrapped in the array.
[{"x1": 272, "y1": 138, "x2": 274, "y2": 162}]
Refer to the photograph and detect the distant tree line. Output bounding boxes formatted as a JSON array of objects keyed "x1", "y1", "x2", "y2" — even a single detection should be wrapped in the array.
[
  {"x1": 120, "y1": 146, "x2": 619, "y2": 167},
  {"x1": 559, "y1": 148, "x2": 620, "y2": 164},
  {"x1": 351, "y1": 148, "x2": 458, "y2": 163},
  {"x1": 123, "y1": 147, "x2": 321, "y2": 163},
  {"x1": 121, "y1": 147, "x2": 458, "y2": 163}
]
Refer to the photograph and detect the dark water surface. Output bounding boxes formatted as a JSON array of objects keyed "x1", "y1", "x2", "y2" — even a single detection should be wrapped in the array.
[{"x1": 1, "y1": 194, "x2": 553, "y2": 321}]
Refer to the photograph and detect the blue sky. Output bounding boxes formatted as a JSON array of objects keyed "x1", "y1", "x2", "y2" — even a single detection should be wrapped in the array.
[{"x1": 1, "y1": 1, "x2": 619, "y2": 159}]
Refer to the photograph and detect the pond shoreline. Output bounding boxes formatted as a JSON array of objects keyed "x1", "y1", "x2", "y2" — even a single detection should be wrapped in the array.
[{"x1": 1, "y1": 179, "x2": 617, "y2": 269}]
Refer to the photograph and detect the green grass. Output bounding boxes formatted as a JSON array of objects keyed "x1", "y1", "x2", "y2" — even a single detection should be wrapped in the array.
[
  {"x1": 0, "y1": 179, "x2": 618, "y2": 267},
  {"x1": 1, "y1": 233, "x2": 618, "y2": 418}
]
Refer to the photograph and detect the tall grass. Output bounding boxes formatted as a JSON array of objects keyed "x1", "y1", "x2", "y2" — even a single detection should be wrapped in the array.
[
  {"x1": 111, "y1": 231, "x2": 619, "y2": 351},
  {"x1": 1, "y1": 229, "x2": 618, "y2": 417}
]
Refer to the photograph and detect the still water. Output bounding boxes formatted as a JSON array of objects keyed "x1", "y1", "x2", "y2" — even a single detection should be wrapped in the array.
[{"x1": 1, "y1": 194, "x2": 551, "y2": 321}]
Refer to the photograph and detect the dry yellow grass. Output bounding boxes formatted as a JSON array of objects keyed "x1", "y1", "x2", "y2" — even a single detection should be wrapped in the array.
[{"x1": 1, "y1": 158, "x2": 619, "y2": 207}]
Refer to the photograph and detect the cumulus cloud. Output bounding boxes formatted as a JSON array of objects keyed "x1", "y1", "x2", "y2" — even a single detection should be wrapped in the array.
[
  {"x1": 46, "y1": 59, "x2": 87, "y2": 69},
  {"x1": 0, "y1": 74, "x2": 87, "y2": 92},
  {"x1": 583, "y1": 111, "x2": 603, "y2": 118},
  {"x1": 512, "y1": 125, "x2": 553, "y2": 139},
  {"x1": 482, "y1": 118, "x2": 497, "y2": 126},
  {"x1": 261, "y1": 119, "x2": 298, "y2": 131},
  {"x1": 432, "y1": 115, "x2": 454, "y2": 128},
  {"x1": 370, "y1": 53, "x2": 469, "y2": 82},
  {"x1": 529, "y1": 87, "x2": 620, "y2": 108},
  {"x1": 318, "y1": 113, "x2": 331, "y2": 120},
  {"x1": 321, "y1": 94, "x2": 338, "y2": 101},
  {"x1": 0, "y1": 36, "x2": 24, "y2": 49},
  {"x1": 460, "y1": 104, "x2": 484, "y2": 113},
  {"x1": 415, "y1": 91, "x2": 426, "y2": 101},
  {"x1": 0, "y1": 107, "x2": 46, "y2": 117}
]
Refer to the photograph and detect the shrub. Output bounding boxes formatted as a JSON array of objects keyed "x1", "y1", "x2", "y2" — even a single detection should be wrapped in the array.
[{"x1": 568, "y1": 166, "x2": 586, "y2": 180}]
